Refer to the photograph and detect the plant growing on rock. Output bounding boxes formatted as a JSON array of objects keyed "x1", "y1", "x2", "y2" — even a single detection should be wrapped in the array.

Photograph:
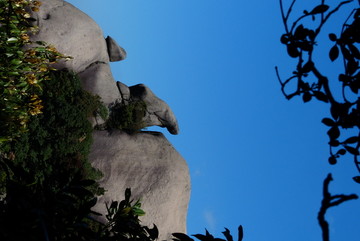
[
  {"x1": 0, "y1": 0, "x2": 69, "y2": 147},
  {"x1": 106, "y1": 100, "x2": 147, "y2": 134}
]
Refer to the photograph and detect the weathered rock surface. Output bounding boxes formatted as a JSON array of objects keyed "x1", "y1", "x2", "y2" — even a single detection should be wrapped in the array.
[
  {"x1": 106, "y1": 36, "x2": 127, "y2": 62},
  {"x1": 31, "y1": 0, "x2": 191, "y2": 239},
  {"x1": 90, "y1": 130, "x2": 190, "y2": 240},
  {"x1": 31, "y1": 0, "x2": 180, "y2": 134},
  {"x1": 30, "y1": 0, "x2": 109, "y2": 73},
  {"x1": 78, "y1": 62, "x2": 121, "y2": 107},
  {"x1": 129, "y1": 84, "x2": 179, "y2": 135}
]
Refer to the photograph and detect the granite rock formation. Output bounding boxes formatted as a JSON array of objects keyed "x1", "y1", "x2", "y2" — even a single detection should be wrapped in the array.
[
  {"x1": 30, "y1": 0, "x2": 190, "y2": 239},
  {"x1": 30, "y1": 0, "x2": 179, "y2": 134}
]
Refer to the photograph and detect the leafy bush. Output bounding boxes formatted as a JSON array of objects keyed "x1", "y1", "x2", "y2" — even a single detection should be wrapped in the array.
[
  {"x1": 106, "y1": 101, "x2": 147, "y2": 134},
  {"x1": 0, "y1": 0, "x2": 69, "y2": 146},
  {"x1": 6, "y1": 70, "x2": 105, "y2": 188}
]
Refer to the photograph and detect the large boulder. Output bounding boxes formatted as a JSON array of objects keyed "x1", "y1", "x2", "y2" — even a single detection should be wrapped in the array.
[
  {"x1": 90, "y1": 130, "x2": 190, "y2": 240},
  {"x1": 30, "y1": 0, "x2": 109, "y2": 73},
  {"x1": 30, "y1": 0, "x2": 190, "y2": 239},
  {"x1": 30, "y1": 0, "x2": 180, "y2": 134},
  {"x1": 106, "y1": 36, "x2": 127, "y2": 62}
]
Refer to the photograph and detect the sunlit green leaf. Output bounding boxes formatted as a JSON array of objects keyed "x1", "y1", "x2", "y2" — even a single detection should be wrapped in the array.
[{"x1": 6, "y1": 37, "x2": 18, "y2": 43}]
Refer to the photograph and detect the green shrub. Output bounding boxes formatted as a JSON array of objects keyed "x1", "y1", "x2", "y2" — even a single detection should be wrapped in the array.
[
  {"x1": 8, "y1": 70, "x2": 105, "y2": 189},
  {"x1": 106, "y1": 101, "x2": 147, "y2": 134},
  {"x1": 0, "y1": 0, "x2": 69, "y2": 147}
]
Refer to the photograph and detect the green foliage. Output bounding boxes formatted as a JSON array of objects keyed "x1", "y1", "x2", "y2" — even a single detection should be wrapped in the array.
[
  {"x1": 0, "y1": 0, "x2": 69, "y2": 146},
  {"x1": 106, "y1": 101, "x2": 147, "y2": 134},
  {"x1": 0, "y1": 1, "x2": 158, "y2": 240},
  {"x1": 7, "y1": 70, "x2": 104, "y2": 189},
  {"x1": 0, "y1": 68, "x2": 155, "y2": 240},
  {"x1": 101, "y1": 188, "x2": 159, "y2": 241}
]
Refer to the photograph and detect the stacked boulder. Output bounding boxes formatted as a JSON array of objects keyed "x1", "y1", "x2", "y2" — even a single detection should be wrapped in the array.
[{"x1": 30, "y1": 0, "x2": 190, "y2": 240}]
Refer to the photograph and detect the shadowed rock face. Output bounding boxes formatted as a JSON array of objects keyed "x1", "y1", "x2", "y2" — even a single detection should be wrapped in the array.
[{"x1": 30, "y1": 0, "x2": 190, "y2": 239}]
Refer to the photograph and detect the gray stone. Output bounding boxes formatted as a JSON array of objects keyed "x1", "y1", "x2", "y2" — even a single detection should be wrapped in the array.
[
  {"x1": 30, "y1": 1, "x2": 190, "y2": 238},
  {"x1": 129, "y1": 84, "x2": 179, "y2": 135},
  {"x1": 30, "y1": 0, "x2": 109, "y2": 73},
  {"x1": 116, "y1": 81, "x2": 131, "y2": 102},
  {"x1": 30, "y1": 0, "x2": 179, "y2": 135},
  {"x1": 106, "y1": 36, "x2": 127, "y2": 62},
  {"x1": 78, "y1": 62, "x2": 121, "y2": 107},
  {"x1": 90, "y1": 130, "x2": 190, "y2": 241}
]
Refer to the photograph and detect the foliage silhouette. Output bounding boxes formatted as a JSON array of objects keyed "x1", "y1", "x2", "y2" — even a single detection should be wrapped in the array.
[
  {"x1": 277, "y1": 0, "x2": 359, "y2": 240},
  {"x1": 172, "y1": 226, "x2": 243, "y2": 241},
  {"x1": 276, "y1": 0, "x2": 360, "y2": 179}
]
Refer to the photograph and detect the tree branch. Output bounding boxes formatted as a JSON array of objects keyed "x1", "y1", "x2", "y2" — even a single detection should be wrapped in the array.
[{"x1": 318, "y1": 173, "x2": 358, "y2": 241}]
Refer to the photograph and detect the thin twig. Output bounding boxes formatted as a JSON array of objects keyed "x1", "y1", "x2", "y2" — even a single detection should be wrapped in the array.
[
  {"x1": 279, "y1": 0, "x2": 297, "y2": 33},
  {"x1": 311, "y1": 66, "x2": 336, "y2": 104},
  {"x1": 315, "y1": 0, "x2": 353, "y2": 36},
  {"x1": 275, "y1": 66, "x2": 299, "y2": 100}
]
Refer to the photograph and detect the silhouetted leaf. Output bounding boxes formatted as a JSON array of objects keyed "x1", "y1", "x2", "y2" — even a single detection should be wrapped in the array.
[
  {"x1": 173, "y1": 233, "x2": 194, "y2": 241},
  {"x1": 294, "y1": 24, "x2": 307, "y2": 39},
  {"x1": 329, "y1": 45, "x2": 339, "y2": 61},
  {"x1": 342, "y1": 46, "x2": 352, "y2": 61},
  {"x1": 193, "y1": 234, "x2": 210, "y2": 241},
  {"x1": 350, "y1": 82, "x2": 359, "y2": 94},
  {"x1": 329, "y1": 33, "x2": 337, "y2": 42},
  {"x1": 347, "y1": 59, "x2": 358, "y2": 75},
  {"x1": 287, "y1": 44, "x2": 300, "y2": 58},
  {"x1": 344, "y1": 136, "x2": 358, "y2": 144},
  {"x1": 328, "y1": 156, "x2": 337, "y2": 165},
  {"x1": 329, "y1": 140, "x2": 340, "y2": 147},
  {"x1": 125, "y1": 188, "x2": 131, "y2": 202},
  {"x1": 330, "y1": 103, "x2": 340, "y2": 120},
  {"x1": 110, "y1": 201, "x2": 118, "y2": 210},
  {"x1": 353, "y1": 176, "x2": 360, "y2": 184},
  {"x1": 85, "y1": 197, "x2": 98, "y2": 209},
  {"x1": 310, "y1": 4, "x2": 329, "y2": 14},
  {"x1": 338, "y1": 74, "x2": 349, "y2": 82},
  {"x1": 348, "y1": 43, "x2": 360, "y2": 59},
  {"x1": 344, "y1": 145, "x2": 359, "y2": 155},
  {"x1": 322, "y1": 118, "x2": 335, "y2": 127},
  {"x1": 337, "y1": 149, "x2": 347, "y2": 155},
  {"x1": 308, "y1": 30, "x2": 315, "y2": 41},
  {"x1": 222, "y1": 228, "x2": 233, "y2": 241},
  {"x1": 327, "y1": 126, "x2": 340, "y2": 140},
  {"x1": 145, "y1": 225, "x2": 159, "y2": 240},
  {"x1": 313, "y1": 91, "x2": 329, "y2": 103},
  {"x1": 238, "y1": 225, "x2": 244, "y2": 241},
  {"x1": 302, "y1": 61, "x2": 314, "y2": 73},
  {"x1": 280, "y1": 34, "x2": 289, "y2": 44},
  {"x1": 302, "y1": 92, "x2": 312, "y2": 102}
]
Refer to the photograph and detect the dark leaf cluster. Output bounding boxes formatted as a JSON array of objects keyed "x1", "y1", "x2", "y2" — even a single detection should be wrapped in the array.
[
  {"x1": 173, "y1": 226, "x2": 243, "y2": 241},
  {"x1": 277, "y1": 0, "x2": 360, "y2": 181},
  {"x1": 104, "y1": 101, "x2": 147, "y2": 134}
]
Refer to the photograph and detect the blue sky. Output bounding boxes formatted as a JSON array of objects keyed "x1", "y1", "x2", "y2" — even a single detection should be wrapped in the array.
[{"x1": 66, "y1": 1, "x2": 359, "y2": 240}]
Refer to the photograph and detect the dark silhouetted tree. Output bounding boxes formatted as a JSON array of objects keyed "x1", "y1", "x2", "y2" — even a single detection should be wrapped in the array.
[{"x1": 276, "y1": 0, "x2": 359, "y2": 240}]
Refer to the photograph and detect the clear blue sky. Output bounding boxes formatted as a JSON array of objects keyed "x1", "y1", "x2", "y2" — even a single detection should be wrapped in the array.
[{"x1": 66, "y1": 1, "x2": 359, "y2": 240}]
